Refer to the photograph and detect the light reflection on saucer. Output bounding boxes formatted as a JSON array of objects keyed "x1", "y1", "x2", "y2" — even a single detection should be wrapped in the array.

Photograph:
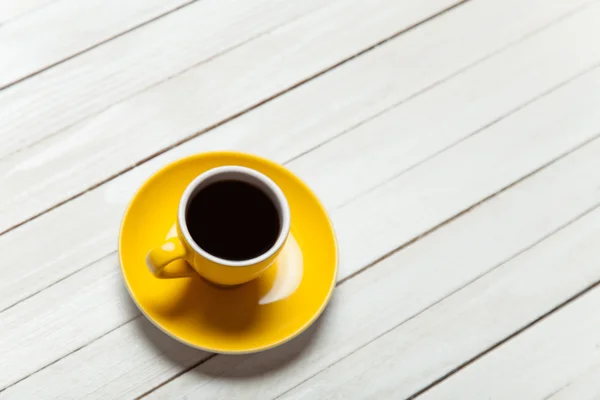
[
  {"x1": 259, "y1": 234, "x2": 303, "y2": 305},
  {"x1": 165, "y1": 224, "x2": 177, "y2": 240}
]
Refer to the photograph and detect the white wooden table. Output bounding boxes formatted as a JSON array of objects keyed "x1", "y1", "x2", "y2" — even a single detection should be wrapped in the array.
[{"x1": 1, "y1": 0, "x2": 600, "y2": 398}]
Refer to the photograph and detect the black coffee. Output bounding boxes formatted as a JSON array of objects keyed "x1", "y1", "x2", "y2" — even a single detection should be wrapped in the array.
[{"x1": 186, "y1": 180, "x2": 280, "y2": 261}]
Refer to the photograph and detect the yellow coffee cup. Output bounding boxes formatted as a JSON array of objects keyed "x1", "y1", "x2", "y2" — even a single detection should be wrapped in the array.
[{"x1": 146, "y1": 166, "x2": 291, "y2": 286}]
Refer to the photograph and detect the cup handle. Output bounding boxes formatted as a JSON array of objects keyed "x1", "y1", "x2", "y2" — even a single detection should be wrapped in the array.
[{"x1": 146, "y1": 237, "x2": 196, "y2": 278}]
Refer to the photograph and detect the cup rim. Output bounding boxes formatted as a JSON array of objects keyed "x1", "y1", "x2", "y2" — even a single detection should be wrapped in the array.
[{"x1": 178, "y1": 165, "x2": 291, "y2": 267}]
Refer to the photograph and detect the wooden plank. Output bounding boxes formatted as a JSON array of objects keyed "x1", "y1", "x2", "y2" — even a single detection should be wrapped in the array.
[
  {"x1": 1, "y1": 0, "x2": 596, "y2": 315},
  {"x1": 0, "y1": 0, "x2": 588, "y2": 234},
  {"x1": 0, "y1": 255, "x2": 212, "y2": 399},
  {"x1": 331, "y1": 73, "x2": 600, "y2": 278},
  {"x1": 0, "y1": 0, "x2": 331, "y2": 157},
  {"x1": 545, "y1": 365, "x2": 600, "y2": 400},
  {"x1": 0, "y1": 0, "x2": 53, "y2": 24},
  {"x1": 0, "y1": 0, "x2": 195, "y2": 88},
  {"x1": 0, "y1": 253, "x2": 211, "y2": 396},
  {"x1": 419, "y1": 281, "x2": 600, "y2": 399},
  {"x1": 288, "y1": 0, "x2": 600, "y2": 211},
  {"x1": 281, "y1": 197, "x2": 600, "y2": 400},
  {"x1": 0, "y1": 255, "x2": 135, "y2": 390},
  {"x1": 2, "y1": 44, "x2": 600, "y2": 398},
  {"x1": 143, "y1": 109, "x2": 600, "y2": 399}
]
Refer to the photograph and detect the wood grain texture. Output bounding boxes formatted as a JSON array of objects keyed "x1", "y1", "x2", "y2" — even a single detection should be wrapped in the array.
[
  {"x1": 0, "y1": 0, "x2": 451, "y2": 311},
  {"x1": 2, "y1": 44, "x2": 600, "y2": 399},
  {"x1": 0, "y1": 0, "x2": 331, "y2": 158},
  {"x1": 419, "y1": 277, "x2": 600, "y2": 399},
  {"x1": 0, "y1": 0, "x2": 586, "y2": 234},
  {"x1": 0, "y1": 0, "x2": 54, "y2": 24},
  {"x1": 145, "y1": 106, "x2": 600, "y2": 399},
  {"x1": 331, "y1": 65, "x2": 600, "y2": 277},
  {"x1": 282, "y1": 182, "x2": 600, "y2": 400},
  {"x1": 288, "y1": 0, "x2": 600, "y2": 212},
  {"x1": 0, "y1": 0, "x2": 195, "y2": 88},
  {"x1": 2, "y1": 0, "x2": 599, "y2": 397},
  {"x1": 0, "y1": 0, "x2": 594, "y2": 323},
  {"x1": 546, "y1": 365, "x2": 600, "y2": 400}
]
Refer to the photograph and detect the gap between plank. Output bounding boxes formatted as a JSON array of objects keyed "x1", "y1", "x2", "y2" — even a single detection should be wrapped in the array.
[
  {"x1": 336, "y1": 60, "x2": 600, "y2": 285},
  {"x1": 336, "y1": 59, "x2": 600, "y2": 210},
  {"x1": 0, "y1": 252, "x2": 114, "y2": 314},
  {"x1": 135, "y1": 354, "x2": 219, "y2": 400},
  {"x1": 3, "y1": 58, "x2": 596, "y2": 317},
  {"x1": 0, "y1": 0, "x2": 201, "y2": 92},
  {"x1": 2, "y1": 20, "x2": 600, "y2": 392},
  {"x1": 273, "y1": 131, "x2": 600, "y2": 400},
  {"x1": 0, "y1": 0, "x2": 472, "y2": 238},
  {"x1": 283, "y1": 0, "x2": 596, "y2": 168},
  {"x1": 2, "y1": 3, "x2": 316, "y2": 161},
  {"x1": 408, "y1": 203, "x2": 600, "y2": 399},
  {"x1": 19, "y1": 0, "x2": 587, "y2": 164},
  {"x1": 4, "y1": 128, "x2": 599, "y2": 397},
  {"x1": 2, "y1": 0, "x2": 596, "y2": 393},
  {"x1": 4, "y1": 0, "x2": 596, "y2": 238},
  {"x1": 0, "y1": 314, "x2": 141, "y2": 395},
  {"x1": 2, "y1": 21, "x2": 599, "y2": 395},
  {"x1": 137, "y1": 134, "x2": 600, "y2": 400}
]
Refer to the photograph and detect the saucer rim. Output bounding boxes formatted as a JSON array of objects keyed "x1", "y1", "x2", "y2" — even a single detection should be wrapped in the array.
[{"x1": 118, "y1": 151, "x2": 338, "y2": 354}]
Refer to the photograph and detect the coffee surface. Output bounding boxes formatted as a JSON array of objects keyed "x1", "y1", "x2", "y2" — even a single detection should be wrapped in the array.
[{"x1": 186, "y1": 180, "x2": 280, "y2": 261}]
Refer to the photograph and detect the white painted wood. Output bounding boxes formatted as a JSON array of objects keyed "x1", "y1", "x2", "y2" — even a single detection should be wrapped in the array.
[
  {"x1": 3, "y1": 56, "x2": 600, "y2": 398},
  {"x1": 144, "y1": 120, "x2": 600, "y2": 399},
  {"x1": 0, "y1": 0, "x2": 587, "y2": 234},
  {"x1": 332, "y1": 59, "x2": 600, "y2": 278},
  {"x1": 1, "y1": 0, "x2": 595, "y2": 317},
  {"x1": 0, "y1": 254, "x2": 209, "y2": 397},
  {"x1": 0, "y1": 0, "x2": 194, "y2": 88},
  {"x1": 419, "y1": 282, "x2": 600, "y2": 399},
  {"x1": 0, "y1": 0, "x2": 331, "y2": 157},
  {"x1": 14, "y1": 317, "x2": 212, "y2": 399},
  {"x1": 1, "y1": 0, "x2": 599, "y2": 396},
  {"x1": 0, "y1": 255, "x2": 134, "y2": 389},
  {"x1": 282, "y1": 200, "x2": 600, "y2": 400},
  {"x1": 0, "y1": 0, "x2": 52, "y2": 24},
  {"x1": 0, "y1": 254, "x2": 211, "y2": 393},
  {"x1": 289, "y1": 0, "x2": 600, "y2": 210},
  {"x1": 546, "y1": 364, "x2": 600, "y2": 400}
]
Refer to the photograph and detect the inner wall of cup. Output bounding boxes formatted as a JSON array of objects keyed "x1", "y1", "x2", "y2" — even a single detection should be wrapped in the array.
[{"x1": 184, "y1": 170, "x2": 287, "y2": 252}]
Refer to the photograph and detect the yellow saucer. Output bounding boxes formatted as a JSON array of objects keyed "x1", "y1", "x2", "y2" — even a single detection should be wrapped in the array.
[{"x1": 119, "y1": 152, "x2": 337, "y2": 353}]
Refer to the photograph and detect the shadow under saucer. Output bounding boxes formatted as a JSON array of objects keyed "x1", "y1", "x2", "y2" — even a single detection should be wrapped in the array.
[{"x1": 123, "y1": 276, "x2": 333, "y2": 379}]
